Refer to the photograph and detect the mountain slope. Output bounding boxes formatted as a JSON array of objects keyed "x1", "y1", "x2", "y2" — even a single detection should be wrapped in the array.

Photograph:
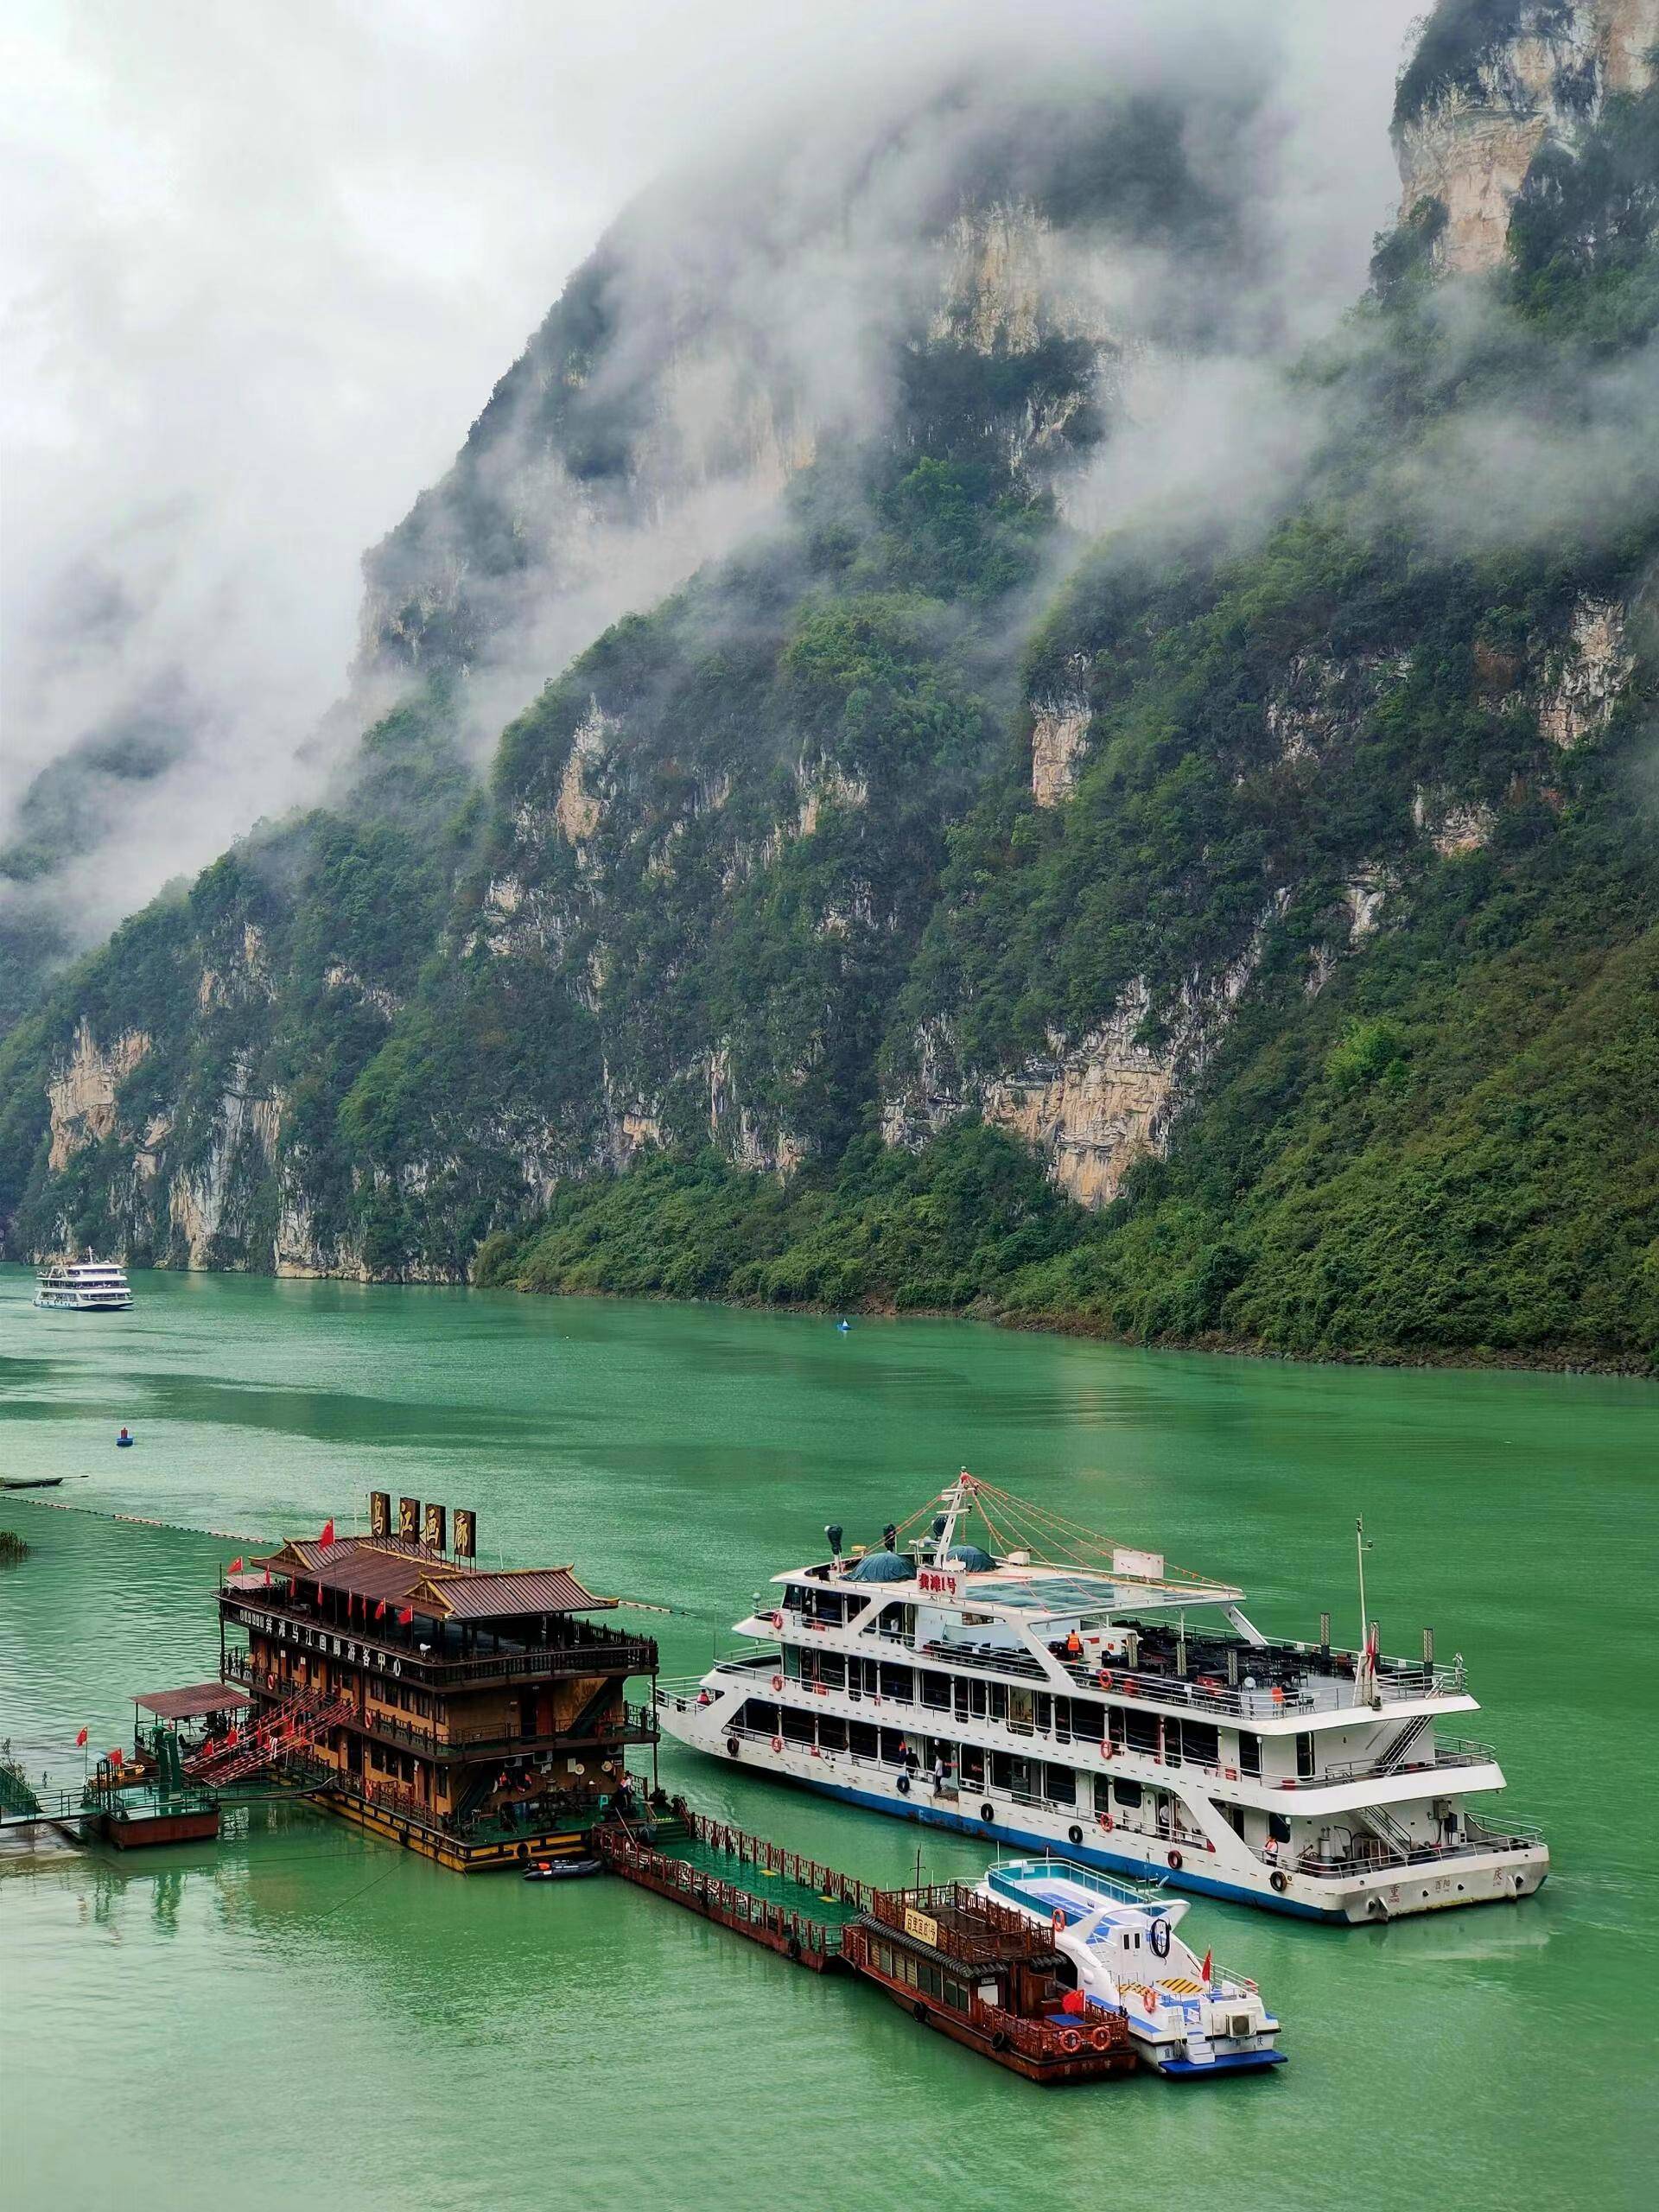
[{"x1": 2, "y1": 2, "x2": 1656, "y2": 1368}]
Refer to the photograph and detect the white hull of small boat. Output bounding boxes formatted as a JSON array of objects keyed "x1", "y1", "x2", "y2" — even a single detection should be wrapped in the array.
[{"x1": 980, "y1": 1858, "x2": 1285, "y2": 2077}]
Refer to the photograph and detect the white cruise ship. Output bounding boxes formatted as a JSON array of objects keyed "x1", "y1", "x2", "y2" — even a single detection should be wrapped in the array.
[
  {"x1": 34, "y1": 1253, "x2": 133, "y2": 1311},
  {"x1": 658, "y1": 1472, "x2": 1548, "y2": 1923}
]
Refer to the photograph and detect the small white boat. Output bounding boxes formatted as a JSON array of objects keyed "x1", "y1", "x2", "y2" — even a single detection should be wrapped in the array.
[
  {"x1": 34, "y1": 1253, "x2": 132, "y2": 1312},
  {"x1": 979, "y1": 1857, "x2": 1284, "y2": 2077}
]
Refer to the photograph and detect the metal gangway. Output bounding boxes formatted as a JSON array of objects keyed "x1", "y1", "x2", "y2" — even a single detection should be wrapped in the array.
[{"x1": 184, "y1": 1688, "x2": 352, "y2": 1786}]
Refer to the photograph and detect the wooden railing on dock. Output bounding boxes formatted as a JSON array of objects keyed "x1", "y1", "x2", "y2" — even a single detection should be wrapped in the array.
[
  {"x1": 865, "y1": 1879, "x2": 1058, "y2": 1967},
  {"x1": 674, "y1": 1807, "x2": 874, "y2": 1913},
  {"x1": 597, "y1": 1834, "x2": 844, "y2": 1971}
]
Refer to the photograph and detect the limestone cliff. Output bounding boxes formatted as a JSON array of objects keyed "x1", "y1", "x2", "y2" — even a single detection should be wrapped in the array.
[
  {"x1": 1393, "y1": 0, "x2": 1658, "y2": 273},
  {"x1": 47, "y1": 1022, "x2": 150, "y2": 1173}
]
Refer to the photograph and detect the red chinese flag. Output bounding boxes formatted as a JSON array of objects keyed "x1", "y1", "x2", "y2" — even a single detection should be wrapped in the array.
[
  {"x1": 109, "y1": 1748, "x2": 124, "y2": 1766},
  {"x1": 375, "y1": 1599, "x2": 386, "y2": 1620},
  {"x1": 1201, "y1": 1948, "x2": 1213, "y2": 1984},
  {"x1": 319, "y1": 1518, "x2": 335, "y2": 1547},
  {"x1": 397, "y1": 1606, "x2": 414, "y2": 1626},
  {"x1": 74, "y1": 1727, "x2": 89, "y2": 1748},
  {"x1": 229, "y1": 1557, "x2": 244, "y2": 1573},
  {"x1": 264, "y1": 1567, "x2": 271, "y2": 1588}
]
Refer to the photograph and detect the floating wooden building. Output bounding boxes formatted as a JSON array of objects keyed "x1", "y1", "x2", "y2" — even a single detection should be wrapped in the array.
[{"x1": 217, "y1": 1509, "x2": 658, "y2": 1871}]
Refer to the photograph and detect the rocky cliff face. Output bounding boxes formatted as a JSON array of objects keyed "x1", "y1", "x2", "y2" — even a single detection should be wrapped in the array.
[
  {"x1": 3, "y1": 16, "x2": 1656, "y2": 1365},
  {"x1": 1393, "y1": 0, "x2": 1658, "y2": 272},
  {"x1": 46, "y1": 1022, "x2": 151, "y2": 1174}
]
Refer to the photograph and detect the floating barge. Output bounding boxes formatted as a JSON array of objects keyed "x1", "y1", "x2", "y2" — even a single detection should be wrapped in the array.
[
  {"x1": 26, "y1": 1497, "x2": 665, "y2": 1866},
  {"x1": 596, "y1": 1806, "x2": 1136, "y2": 2083},
  {"x1": 216, "y1": 1502, "x2": 662, "y2": 1870}
]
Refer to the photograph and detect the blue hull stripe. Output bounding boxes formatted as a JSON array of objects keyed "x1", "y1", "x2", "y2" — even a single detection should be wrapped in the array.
[
  {"x1": 1156, "y1": 2051, "x2": 1287, "y2": 2077},
  {"x1": 766, "y1": 1772, "x2": 1344, "y2": 1922}
]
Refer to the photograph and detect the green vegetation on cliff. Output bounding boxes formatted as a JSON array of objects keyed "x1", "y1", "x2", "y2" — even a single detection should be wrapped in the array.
[{"x1": 2, "y1": 43, "x2": 1656, "y2": 1369}]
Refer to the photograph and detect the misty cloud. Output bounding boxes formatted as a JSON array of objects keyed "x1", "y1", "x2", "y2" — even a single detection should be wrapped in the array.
[{"x1": 3, "y1": 0, "x2": 1421, "y2": 988}]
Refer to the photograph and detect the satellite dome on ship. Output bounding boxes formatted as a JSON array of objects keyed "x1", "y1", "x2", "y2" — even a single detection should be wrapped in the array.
[
  {"x1": 944, "y1": 1543, "x2": 994, "y2": 1572},
  {"x1": 846, "y1": 1551, "x2": 912, "y2": 1582}
]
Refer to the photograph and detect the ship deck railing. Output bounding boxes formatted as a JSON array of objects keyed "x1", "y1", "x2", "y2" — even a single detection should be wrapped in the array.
[
  {"x1": 221, "y1": 1592, "x2": 657, "y2": 1688},
  {"x1": 770, "y1": 1608, "x2": 1464, "y2": 1716},
  {"x1": 1275, "y1": 1814, "x2": 1546, "y2": 1881},
  {"x1": 664, "y1": 1688, "x2": 1491, "y2": 1804},
  {"x1": 1305, "y1": 1735, "x2": 1496, "y2": 1789},
  {"x1": 837, "y1": 1922, "x2": 1131, "y2": 2063},
  {"x1": 224, "y1": 1656, "x2": 656, "y2": 1758}
]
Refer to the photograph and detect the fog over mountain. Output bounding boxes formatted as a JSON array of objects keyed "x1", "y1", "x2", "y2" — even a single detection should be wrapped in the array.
[{"x1": 2, "y1": 0, "x2": 1417, "y2": 999}]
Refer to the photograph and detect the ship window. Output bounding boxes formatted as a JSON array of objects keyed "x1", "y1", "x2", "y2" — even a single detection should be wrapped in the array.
[
  {"x1": 1124, "y1": 1710, "x2": 1160, "y2": 1757},
  {"x1": 1268, "y1": 1812, "x2": 1292, "y2": 1844},
  {"x1": 880, "y1": 1729, "x2": 908, "y2": 1764},
  {"x1": 954, "y1": 1678, "x2": 971, "y2": 1722},
  {"x1": 1094, "y1": 1775, "x2": 1113, "y2": 1815},
  {"x1": 813, "y1": 1654, "x2": 846, "y2": 1691},
  {"x1": 988, "y1": 1682, "x2": 1007, "y2": 1723},
  {"x1": 818, "y1": 1715, "x2": 848, "y2": 1752},
  {"x1": 1045, "y1": 1765, "x2": 1076, "y2": 1808},
  {"x1": 1296, "y1": 1732, "x2": 1315, "y2": 1780},
  {"x1": 1112, "y1": 1779, "x2": 1142, "y2": 1809},
  {"x1": 781, "y1": 1707, "x2": 815, "y2": 1746},
  {"x1": 849, "y1": 1720, "x2": 880, "y2": 1759},
  {"x1": 738, "y1": 1700, "x2": 779, "y2": 1733},
  {"x1": 783, "y1": 1646, "x2": 803, "y2": 1681},
  {"x1": 920, "y1": 1671, "x2": 951, "y2": 1712},
  {"x1": 968, "y1": 1678, "x2": 988, "y2": 1720},
  {"x1": 877, "y1": 1602, "x2": 916, "y2": 1641},
  {"x1": 1034, "y1": 1695, "x2": 1052, "y2": 1735},
  {"x1": 943, "y1": 1977, "x2": 968, "y2": 2013},
  {"x1": 1179, "y1": 1720, "x2": 1219, "y2": 1769},
  {"x1": 918, "y1": 1961, "x2": 943, "y2": 1998},
  {"x1": 1238, "y1": 1731, "x2": 1262, "y2": 1777}
]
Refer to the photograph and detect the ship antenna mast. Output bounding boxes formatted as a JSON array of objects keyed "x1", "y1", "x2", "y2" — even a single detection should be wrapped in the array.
[
  {"x1": 1356, "y1": 1516, "x2": 1375, "y2": 1698},
  {"x1": 932, "y1": 1469, "x2": 976, "y2": 1560}
]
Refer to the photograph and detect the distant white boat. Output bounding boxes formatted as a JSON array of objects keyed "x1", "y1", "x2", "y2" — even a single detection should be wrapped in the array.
[{"x1": 34, "y1": 1252, "x2": 132, "y2": 1312}]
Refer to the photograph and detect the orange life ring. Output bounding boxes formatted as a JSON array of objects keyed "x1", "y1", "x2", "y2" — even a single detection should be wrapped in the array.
[
  {"x1": 1059, "y1": 2029, "x2": 1082, "y2": 2055},
  {"x1": 771, "y1": 1735, "x2": 784, "y2": 1754},
  {"x1": 1090, "y1": 2025, "x2": 1112, "y2": 2053},
  {"x1": 1051, "y1": 1908, "x2": 1065, "y2": 1933},
  {"x1": 1096, "y1": 1670, "x2": 1114, "y2": 1691},
  {"x1": 771, "y1": 1675, "x2": 784, "y2": 1692},
  {"x1": 1100, "y1": 1739, "x2": 1116, "y2": 1759},
  {"x1": 1098, "y1": 1813, "x2": 1115, "y2": 1833}
]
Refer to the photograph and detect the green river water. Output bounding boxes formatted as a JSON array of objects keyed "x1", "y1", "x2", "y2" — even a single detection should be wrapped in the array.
[{"x1": 0, "y1": 1266, "x2": 1653, "y2": 2209}]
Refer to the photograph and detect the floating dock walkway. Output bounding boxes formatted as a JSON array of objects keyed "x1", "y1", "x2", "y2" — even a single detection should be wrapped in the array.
[
  {"x1": 599, "y1": 1808, "x2": 870, "y2": 1970},
  {"x1": 595, "y1": 1804, "x2": 1137, "y2": 2082}
]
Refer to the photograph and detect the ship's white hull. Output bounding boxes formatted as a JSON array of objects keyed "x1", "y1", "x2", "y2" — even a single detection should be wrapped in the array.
[
  {"x1": 658, "y1": 1694, "x2": 1548, "y2": 1925},
  {"x1": 34, "y1": 1291, "x2": 131, "y2": 1311}
]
